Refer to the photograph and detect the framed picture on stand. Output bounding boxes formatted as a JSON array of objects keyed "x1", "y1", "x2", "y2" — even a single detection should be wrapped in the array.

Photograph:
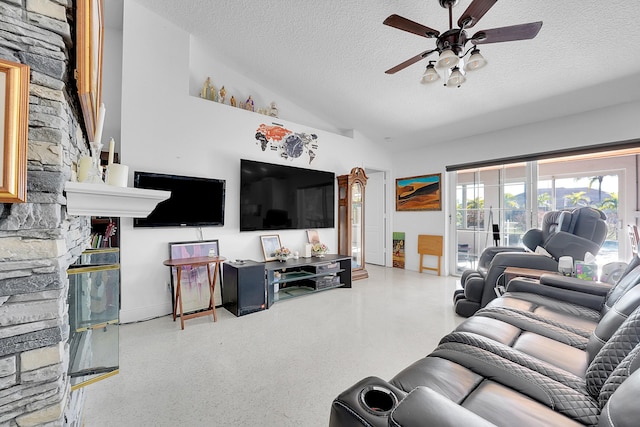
[
  {"x1": 260, "y1": 234, "x2": 281, "y2": 261},
  {"x1": 168, "y1": 239, "x2": 220, "y2": 314},
  {"x1": 306, "y1": 229, "x2": 320, "y2": 244}
]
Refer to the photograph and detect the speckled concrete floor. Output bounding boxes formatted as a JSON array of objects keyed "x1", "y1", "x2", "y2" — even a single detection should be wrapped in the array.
[{"x1": 82, "y1": 264, "x2": 462, "y2": 426}]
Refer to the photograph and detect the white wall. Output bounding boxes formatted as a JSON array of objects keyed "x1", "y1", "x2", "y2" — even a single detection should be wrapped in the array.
[
  {"x1": 118, "y1": 1, "x2": 392, "y2": 322},
  {"x1": 392, "y1": 101, "x2": 640, "y2": 274}
]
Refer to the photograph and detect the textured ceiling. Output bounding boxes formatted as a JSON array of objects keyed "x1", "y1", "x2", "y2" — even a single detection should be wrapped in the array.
[{"x1": 125, "y1": 0, "x2": 640, "y2": 151}]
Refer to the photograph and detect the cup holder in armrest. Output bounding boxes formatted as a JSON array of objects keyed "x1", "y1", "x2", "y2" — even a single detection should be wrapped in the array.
[{"x1": 358, "y1": 385, "x2": 398, "y2": 416}]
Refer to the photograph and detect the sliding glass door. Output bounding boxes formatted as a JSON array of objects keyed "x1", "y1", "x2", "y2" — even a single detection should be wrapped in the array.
[
  {"x1": 455, "y1": 163, "x2": 533, "y2": 274},
  {"x1": 453, "y1": 152, "x2": 632, "y2": 275}
]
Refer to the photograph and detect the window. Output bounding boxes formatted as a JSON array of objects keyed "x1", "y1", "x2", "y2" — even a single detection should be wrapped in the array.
[{"x1": 453, "y1": 151, "x2": 636, "y2": 275}]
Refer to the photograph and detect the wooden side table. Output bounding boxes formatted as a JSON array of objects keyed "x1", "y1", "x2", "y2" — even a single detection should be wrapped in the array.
[{"x1": 163, "y1": 256, "x2": 225, "y2": 330}]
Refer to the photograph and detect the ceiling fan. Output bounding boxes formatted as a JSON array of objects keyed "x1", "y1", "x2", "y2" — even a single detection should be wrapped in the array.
[{"x1": 383, "y1": 0, "x2": 542, "y2": 87}]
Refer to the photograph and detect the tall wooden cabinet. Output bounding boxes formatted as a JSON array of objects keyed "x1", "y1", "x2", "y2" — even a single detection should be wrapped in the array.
[{"x1": 337, "y1": 167, "x2": 368, "y2": 280}]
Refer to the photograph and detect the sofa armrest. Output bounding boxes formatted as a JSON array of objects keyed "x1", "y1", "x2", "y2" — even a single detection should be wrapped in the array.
[
  {"x1": 490, "y1": 251, "x2": 559, "y2": 271},
  {"x1": 329, "y1": 376, "x2": 407, "y2": 427},
  {"x1": 389, "y1": 387, "x2": 496, "y2": 427},
  {"x1": 506, "y1": 275, "x2": 612, "y2": 311},
  {"x1": 539, "y1": 274, "x2": 613, "y2": 295},
  {"x1": 478, "y1": 246, "x2": 525, "y2": 270}
]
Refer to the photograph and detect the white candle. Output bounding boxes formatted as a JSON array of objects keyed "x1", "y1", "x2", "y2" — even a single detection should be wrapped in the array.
[
  {"x1": 94, "y1": 103, "x2": 106, "y2": 144},
  {"x1": 107, "y1": 138, "x2": 115, "y2": 165},
  {"x1": 107, "y1": 164, "x2": 129, "y2": 187},
  {"x1": 77, "y1": 156, "x2": 92, "y2": 182}
]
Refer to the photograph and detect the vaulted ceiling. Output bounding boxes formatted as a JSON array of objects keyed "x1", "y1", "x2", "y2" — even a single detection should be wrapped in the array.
[{"x1": 117, "y1": 1, "x2": 640, "y2": 151}]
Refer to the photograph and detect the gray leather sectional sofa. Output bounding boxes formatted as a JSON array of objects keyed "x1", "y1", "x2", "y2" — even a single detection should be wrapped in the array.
[{"x1": 330, "y1": 257, "x2": 640, "y2": 426}]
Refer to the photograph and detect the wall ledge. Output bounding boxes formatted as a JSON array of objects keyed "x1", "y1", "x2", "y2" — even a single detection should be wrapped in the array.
[{"x1": 64, "y1": 182, "x2": 170, "y2": 217}]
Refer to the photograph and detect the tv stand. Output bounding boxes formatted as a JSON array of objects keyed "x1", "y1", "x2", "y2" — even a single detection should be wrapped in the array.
[{"x1": 265, "y1": 255, "x2": 352, "y2": 307}]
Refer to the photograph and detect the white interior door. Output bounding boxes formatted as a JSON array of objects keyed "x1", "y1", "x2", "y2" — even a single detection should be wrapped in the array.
[{"x1": 365, "y1": 170, "x2": 386, "y2": 265}]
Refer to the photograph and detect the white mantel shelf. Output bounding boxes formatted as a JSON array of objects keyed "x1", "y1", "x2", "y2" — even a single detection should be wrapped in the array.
[{"x1": 64, "y1": 182, "x2": 171, "y2": 217}]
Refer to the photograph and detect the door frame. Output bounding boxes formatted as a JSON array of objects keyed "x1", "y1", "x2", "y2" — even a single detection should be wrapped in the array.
[{"x1": 364, "y1": 166, "x2": 391, "y2": 267}]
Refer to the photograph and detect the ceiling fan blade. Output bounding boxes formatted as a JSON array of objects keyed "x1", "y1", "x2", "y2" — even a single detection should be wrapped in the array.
[
  {"x1": 383, "y1": 14, "x2": 440, "y2": 38},
  {"x1": 471, "y1": 21, "x2": 543, "y2": 44},
  {"x1": 385, "y1": 49, "x2": 437, "y2": 74},
  {"x1": 457, "y1": 0, "x2": 497, "y2": 29}
]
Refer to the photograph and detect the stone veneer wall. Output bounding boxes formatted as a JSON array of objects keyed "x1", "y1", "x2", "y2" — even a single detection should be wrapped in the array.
[{"x1": 0, "y1": 0, "x2": 91, "y2": 425}]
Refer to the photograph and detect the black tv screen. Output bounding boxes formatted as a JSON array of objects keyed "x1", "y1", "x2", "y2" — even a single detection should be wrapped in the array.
[
  {"x1": 240, "y1": 159, "x2": 335, "y2": 231},
  {"x1": 133, "y1": 171, "x2": 225, "y2": 227}
]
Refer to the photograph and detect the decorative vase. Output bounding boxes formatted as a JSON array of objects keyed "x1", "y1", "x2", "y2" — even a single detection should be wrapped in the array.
[
  {"x1": 276, "y1": 254, "x2": 288, "y2": 262},
  {"x1": 312, "y1": 251, "x2": 326, "y2": 258}
]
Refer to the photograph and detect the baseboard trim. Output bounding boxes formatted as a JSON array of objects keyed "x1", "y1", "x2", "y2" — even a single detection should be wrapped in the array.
[{"x1": 120, "y1": 303, "x2": 172, "y2": 324}]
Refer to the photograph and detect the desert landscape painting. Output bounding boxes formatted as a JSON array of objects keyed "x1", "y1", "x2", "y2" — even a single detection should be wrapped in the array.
[{"x1": 396, "y1": 173, "x2": 442, "y2": 211}]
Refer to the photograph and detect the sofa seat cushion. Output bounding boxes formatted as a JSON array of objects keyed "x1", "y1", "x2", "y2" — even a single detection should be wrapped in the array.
[
  {"x1": 487, "y1": 292, "x2": 600, "y2": 336},
  {"x1": 463, "y1": 381, "x2": 584, "y2": 427},
  {"x1": 512, "y1": 332, "x2": 588, "y2": 377},
  {"x1": 454, "y1": 315, "x2": 521, "y2": 346},
  {"x1": 389, "y1": 387, "x2": 497, "y2": 427},
  {"x1": 534, "y1": 306, "x2": 599, "y2": 332},
  {"x1": 390, "y1": 356, "x2": 483, "y2": 402},
  {"x1": 471, "y1": 308, "x2": 590, "y2": 349}
]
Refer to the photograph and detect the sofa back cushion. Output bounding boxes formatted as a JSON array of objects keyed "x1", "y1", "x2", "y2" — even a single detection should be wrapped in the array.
[
  {"x1": 585, "y1": 306, "x2": 640, "y2": 398},
  {"x1": 602, "y1": 265, "x2": 640, "y2": 317},
  {"x1": 598, "y1": 343, "x2": 640, "y2": 409},
  {"x1": 587, "y1": 283, "x2": 640, "y2": 362}
]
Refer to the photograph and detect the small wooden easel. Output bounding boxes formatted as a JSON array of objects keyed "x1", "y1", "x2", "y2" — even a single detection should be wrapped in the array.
[{"x1": 418, "y1": 235, "x2": 443, "y2": 276}]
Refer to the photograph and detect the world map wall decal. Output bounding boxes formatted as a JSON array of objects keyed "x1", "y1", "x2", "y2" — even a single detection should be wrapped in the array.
[{"x1": 255, "y1": 123, "x2": 318, "y2": 164}]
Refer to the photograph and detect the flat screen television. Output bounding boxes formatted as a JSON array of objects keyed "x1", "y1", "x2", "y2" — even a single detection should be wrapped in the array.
[
  {"x1": 133, "y1": 171, "x2": 225, "y2": 227},
  {"x1": 240, "y1": 159, "x2": 335, "y2": 231}
]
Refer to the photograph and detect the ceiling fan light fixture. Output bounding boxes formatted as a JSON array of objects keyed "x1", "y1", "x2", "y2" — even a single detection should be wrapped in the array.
[
  {"x1": 436, "y1": 48, "x2": 459, "y2": 69},
  {"x1": 446, "y1": 66, "x2": 466, "y2": 88},
  {"x1": 383, "y1": 3, "x2": 543, "y2": 89},
  {"x1": 420, "y1": 63, "x2": 440, "y2": 84},
  {"x1": 464, "y1": 48, "x2": 487, "y2": 71}
]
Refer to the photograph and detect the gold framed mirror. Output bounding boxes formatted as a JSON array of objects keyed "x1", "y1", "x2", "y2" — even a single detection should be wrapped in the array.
[
  {"x1": 0, "y1": 58, "x2": 29, "y2": 203},
  {"x1": 76, "y1": 0, "x2": 104, "y2": 141}
]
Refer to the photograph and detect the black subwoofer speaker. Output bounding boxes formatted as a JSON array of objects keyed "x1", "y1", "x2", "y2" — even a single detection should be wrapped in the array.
[{"x1": 222, "y1": 260, "x2": 266, "y2": 316}]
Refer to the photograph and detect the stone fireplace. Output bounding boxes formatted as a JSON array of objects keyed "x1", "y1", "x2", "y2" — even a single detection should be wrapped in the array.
[{"x1": 0, "y1": 0, "x2": 92, "y2": 425}]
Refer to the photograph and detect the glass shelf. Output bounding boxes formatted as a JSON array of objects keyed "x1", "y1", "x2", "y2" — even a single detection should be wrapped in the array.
[
  {"x1": 273, "y1": 269, "x2": 345, "y2": 284},
  {"x1": 67, "y1": 248, "x2": 120, "y2": 390}
]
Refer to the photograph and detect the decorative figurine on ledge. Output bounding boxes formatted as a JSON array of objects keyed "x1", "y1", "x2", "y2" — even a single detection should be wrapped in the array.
[
  {"x1": 200, "y1": 77, "x2": 211, "y2": 99},
  {"x1": 269, "y1": 101, "x2": 279, "y2": 117},
  {"x1": 230, "y1": 96, "x2": 237, "y2": 107},
  {"x1": 218, "y1": 86, "x2": 226, "y2": 104},
  {"x1": 245, "y1": 95, "x2": 255, "y2": 112},
  {"x1": 209, "y1": 82, "x2": 217, "y2": 101}
]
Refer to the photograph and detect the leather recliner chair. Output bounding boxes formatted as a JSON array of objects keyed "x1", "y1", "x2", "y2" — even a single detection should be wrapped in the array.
[
  {"x1": 455, "y1": 207, "x2": 608, "y2": 317},
  {"x1": 458, "y1": 209, "x2": 572, "y2": 291}
]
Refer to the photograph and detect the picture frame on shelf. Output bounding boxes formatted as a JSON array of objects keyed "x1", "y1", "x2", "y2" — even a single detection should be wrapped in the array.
[
  {"x1": 0, "y1": 58, "x2": 29, "y2": 203},
  {"x1": 168, "y1": 239, "x2": 220, "y2": 314},
  {"x1": 306, "y1": 229, "x2": 320, "y2": 244},
  {"x1": 76, "y1": 0, "x2": 104, "y2": 141},
  {"x1": 395, "y1": 173, "x2": 442, "y2": 211},
  {"x1": 260, "y1": 234, "x2": 281, "y2": 261}
]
